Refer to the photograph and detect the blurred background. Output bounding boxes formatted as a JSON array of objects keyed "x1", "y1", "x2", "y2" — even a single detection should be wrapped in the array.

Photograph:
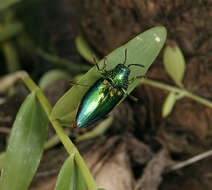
[{"x1": 0, "y1": 0, "x2": 212, "y2": 190}]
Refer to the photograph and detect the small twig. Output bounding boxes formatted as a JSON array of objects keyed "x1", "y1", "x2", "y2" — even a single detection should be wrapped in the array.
[
  {"x1": 140, "y1": 78, "x2": 212, "y2": 109},
  {"x1": 36, "y1": 168, "x2": 59, "y2": 178},
  {"x1": 0, "y1": 71, "x2": 28, "y2": 93},
  {"x1": 167, "y1": 149, "x2": 212, "y2": 172}
]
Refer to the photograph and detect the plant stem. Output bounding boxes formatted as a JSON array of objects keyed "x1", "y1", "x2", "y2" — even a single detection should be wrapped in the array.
[
  {"x1": 140, "y1": 78, "x2": 212, "y2": 109},
  {"x1": 167, "y1": 149, "x2": 212, "y2": 172},
  {"x1": 183, "y1": 90, "x2": 212, "y2": 108},
  {"x1": 22, "y1": 73, "x2": 97, "y2": 190}
]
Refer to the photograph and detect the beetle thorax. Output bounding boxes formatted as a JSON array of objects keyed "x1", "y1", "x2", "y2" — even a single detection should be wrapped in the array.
[{"x1": 106, "y1": 64, "x2": 130, "y2": 90}]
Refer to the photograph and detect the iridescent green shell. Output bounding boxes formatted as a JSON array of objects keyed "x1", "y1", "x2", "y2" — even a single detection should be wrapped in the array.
[
  {"x1": 74, "y1": 78, "x2": 123, "y2": 128},
  {"x1": 73, "y1": 64, "x2": 131, "y2": 128}
]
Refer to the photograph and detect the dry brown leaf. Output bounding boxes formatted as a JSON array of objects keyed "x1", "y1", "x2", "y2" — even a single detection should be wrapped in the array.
[
  {"x1": 135, "y1": 148, "x2": 172, "y2": 190},
  {"x1": 125, "y1": 133, "x2": 153, "y2": 164},
  {"x1": 83, "y1": 136, "x2": 134, "y2": 190}
]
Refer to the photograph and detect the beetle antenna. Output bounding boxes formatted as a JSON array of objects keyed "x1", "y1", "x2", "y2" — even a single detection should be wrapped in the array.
[
  {"x1": 123, "y1": 49, "x2": 127, "y2": 65},
  {"x1": 128, "y1": 64, "x2": 144, "y2": 68}
]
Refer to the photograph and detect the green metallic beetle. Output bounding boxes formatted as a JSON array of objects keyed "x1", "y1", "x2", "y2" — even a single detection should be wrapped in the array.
[{"x1": 72, "y1": 49, "x2": 144, "y2": 128}]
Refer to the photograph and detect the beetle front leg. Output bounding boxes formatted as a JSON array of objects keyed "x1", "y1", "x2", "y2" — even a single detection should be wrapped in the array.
[
  {"x1": 128, "y1": 75, "x2": 146, "y2": 84},
  {"x1": 136, "y1": 75, "x2": 146, "y2": 79},
  {"x1": 93, "y1": 55, "x2": 108, "y2": 74},
  {"x1": 128, "y1": 77, "x2": 136, "y2": 84},
  {"x1": 123, "y1": 49, "x2": 127, "y2": 65},
  {"x1": 93, "y1": 56, "x2": 101, "y2": 71},
  {"x1": 103, "y1": 57, "x2": 107, "y2": 71}
]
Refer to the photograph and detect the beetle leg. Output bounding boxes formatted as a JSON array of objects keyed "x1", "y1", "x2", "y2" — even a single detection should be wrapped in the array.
[
  {"x1": 128, "y1": 95, "x2": 138, "y2": 102},
  {"x1": 129, "y1": 75, "x2": 146, "y2": 84},
  {"x1": 123, "y1": 49, "x2": 127, "y2": 65},
  {"x1": 70, "y1": 81, "x2": 90, "y2": 87},
  {"x1": 122, "y1": 88, "x2": 138, "y2": 102},
  {"x1": 136, "y1": 75, "x2": 146, "y2": 79},
  {"x1": 128, "y1": 77, "x2": 136, "y2": 84},
  {"x1": 103, "y1": 57, "x2": 107, "y2": 71},
  {"x1": 93, "y1": 56, "x2": 101, "y2": 71},
  {"x1": 93, "y1": 55, "x2": 108, "y2": 74}
]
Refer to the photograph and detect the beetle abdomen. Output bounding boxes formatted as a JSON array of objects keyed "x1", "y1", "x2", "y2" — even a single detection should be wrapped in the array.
[{"x1": 75, "y1": 78, "x2": 124, "y2": 128}]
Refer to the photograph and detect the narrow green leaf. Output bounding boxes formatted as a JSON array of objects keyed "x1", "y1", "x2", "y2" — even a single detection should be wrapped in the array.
[
  {"x1": 0, "y1": 0, "x2": 21, "y2": 11},
  {"x1": 76, "y1": 116, "x2": 113, "y2": 143},
  {"x1": 162, "y1": 92, "x2": 177, "y2": 118},
  {"x1": 0, "y1": 92, "x2": 49, "y2": 190},
  {"x1": 72, "y1": 162, "x2": 87, "y2": 190},
  {"x1": 51, "y1": 26, "x2": 167, "y2": 125},
  {"x1": 55, "y1": 155, "x2": 74, "y2": 190},
  {"x1": 163, "y1": 44, "x2": 186, "y2": 87},
  {"x1": 75, "y1": 35, "x2": 99, "y2": 64},
  {"x1": 38, "y1": 69, "x2": 70, "y2": 90},
  {"x1": 55, "y1": 155, "x2": 86, "y2": 190}
]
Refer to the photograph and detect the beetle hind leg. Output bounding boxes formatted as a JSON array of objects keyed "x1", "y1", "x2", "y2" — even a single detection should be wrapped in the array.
[
  {"x1": 70, "y1": 81, "x2": 90, "y2": 87},
  {"x1": 122, "y1": 88, "x2": 138, "y2": 102}
]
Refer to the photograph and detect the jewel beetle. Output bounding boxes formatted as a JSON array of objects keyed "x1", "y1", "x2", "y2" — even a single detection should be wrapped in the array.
[{"x1": 72, "y1": 49, "x2": 144, "y2": 128}]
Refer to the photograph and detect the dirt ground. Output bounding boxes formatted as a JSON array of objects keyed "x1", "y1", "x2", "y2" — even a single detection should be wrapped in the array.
[{"x1": 0, "y1": 0, "x2": 212, "y2": 190}]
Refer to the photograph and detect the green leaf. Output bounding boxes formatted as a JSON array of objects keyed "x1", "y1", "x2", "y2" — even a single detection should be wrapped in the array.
[
  {"x1": 75, "y1": 35, "x2": 99, "y2": 64},
  {"x1": 0, "y1": 92, "x2": 49, "y2": 190},
  {"x1": 51, "y1": 26, "x2": 167, "y2": 125},
  {"x1": 55, "y1": 155, "x2": 86, "y2": 190},
  {"x1": 0, "y1": 0, "x2": 21, "y2": 11},
  {"x1": 0, "y1": 153, "x2": 6, "y2": 170},
  {"x1": 0, "y1": 22, "x2": 23, "y2": 42},
  {"x1": 55, "y1": 155, "x2": 75, "y2": 190},
  {"x1": 38, "y1": 69, "x2": 70, "y2": 90},
  {"x1": 3, "y1": 41, "x2": 20, "y2": 72},
  {"x1": 163, "y1": 44, "x2": 186, "y2": 87},
  {"x1": 162, "y1": 92, "x2": 177, "y2": 118},
  {"x1": 76, "y1": 116, "x2": 113, "y2": 143}
]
